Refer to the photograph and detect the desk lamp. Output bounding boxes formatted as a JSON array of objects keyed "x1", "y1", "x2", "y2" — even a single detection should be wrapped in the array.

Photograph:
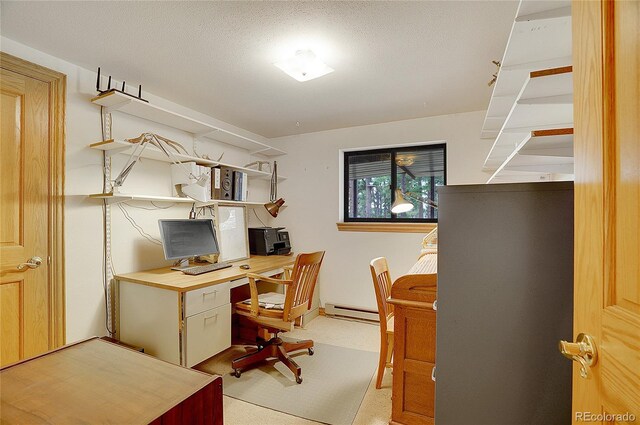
[
  {"x1": 264, "y1": 160, "x2": 285, "y2": 217},
  {"x1": 391, "y1": 189, "x2": 438, "y2": 214}
]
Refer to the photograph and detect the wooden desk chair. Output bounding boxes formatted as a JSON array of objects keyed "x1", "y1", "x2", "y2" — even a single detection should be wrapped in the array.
[
  {"x1": 370, "y1": 257, "x2": 394, "y2": 389},
  {"x1": 231, "y1": 251, "x2": 325, "y2": 384}
]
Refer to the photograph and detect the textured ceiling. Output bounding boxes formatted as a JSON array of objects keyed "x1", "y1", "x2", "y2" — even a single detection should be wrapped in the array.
[{"x1": 1, "y1": 1, "x2": 517, "y2": 138}]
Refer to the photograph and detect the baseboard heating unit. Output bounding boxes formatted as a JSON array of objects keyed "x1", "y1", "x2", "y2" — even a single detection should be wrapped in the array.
[{"x1": 324, "y1": 303, "x2": 379, "y2": 322}]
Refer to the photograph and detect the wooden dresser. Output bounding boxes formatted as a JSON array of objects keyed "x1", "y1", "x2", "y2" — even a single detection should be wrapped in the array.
[
  {"x1": 388, "y1": 262, "x2": 437, "y2": 425},
  {"x1": 0, "y1": 337, "x2": 223, "y2": 424}
]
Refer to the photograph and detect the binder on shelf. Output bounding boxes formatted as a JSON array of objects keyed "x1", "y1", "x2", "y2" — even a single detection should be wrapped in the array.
[
  {"x1": 233, "y1": 171, "x2": 248, "y2": 201},
  {"x1": 212, "y1": 167, "x2": 221, "y2": 199}
]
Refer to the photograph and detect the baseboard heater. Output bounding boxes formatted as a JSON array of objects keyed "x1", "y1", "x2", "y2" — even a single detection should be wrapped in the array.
[{"x1": 324, "y1": 303, "x2": 379, "y2": 322}]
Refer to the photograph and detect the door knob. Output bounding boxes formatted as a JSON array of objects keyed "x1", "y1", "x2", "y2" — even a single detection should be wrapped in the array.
[
  {"x1": 559, "y1": 333, "x2": 598, "y2": 378},
  {"x1": 17, "y1": 256, "x2": 43, "y2": 271}
]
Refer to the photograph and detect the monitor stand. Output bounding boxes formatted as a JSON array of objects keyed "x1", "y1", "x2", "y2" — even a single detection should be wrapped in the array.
[{"x1": 171, "y1": 258, "x2": 190, "y2": 271}]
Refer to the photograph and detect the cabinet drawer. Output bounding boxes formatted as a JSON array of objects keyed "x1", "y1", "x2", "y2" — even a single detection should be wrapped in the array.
[
  {"x1": 185, "y1": 303, "x2": 231, "y2": 367},
  {"x1": 185, "y1": 283, "x2": 230, "y2": 317}
]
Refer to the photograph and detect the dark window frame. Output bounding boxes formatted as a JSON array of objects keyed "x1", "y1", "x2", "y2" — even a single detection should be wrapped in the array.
[{"x1": 343, "y1": 143, "x2": 447, "y2": 223}]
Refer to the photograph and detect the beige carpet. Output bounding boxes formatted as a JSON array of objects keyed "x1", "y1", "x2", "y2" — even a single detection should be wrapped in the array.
[
  {"x1": 196, "y1": 316, "x2": 393, "y2": 425},
  {"x1": 199, "y1": 342, "x2": 377, "y2": 425}
]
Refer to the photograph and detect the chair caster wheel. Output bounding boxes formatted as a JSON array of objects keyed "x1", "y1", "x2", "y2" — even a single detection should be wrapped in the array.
[
  {"x1": 308, "y1": 348, "x2": 314, "y2": 356},
  {"x1": 296, "y1": 376, "x2": 303, "y2": 384},
  {"x1": 232, "y1": 369, "x2": 241, "y2": 378}
]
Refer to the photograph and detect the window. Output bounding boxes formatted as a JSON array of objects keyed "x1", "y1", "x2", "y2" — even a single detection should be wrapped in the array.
[{"x1": 344, "y1": 144, "x2": 446, "y2": 222}]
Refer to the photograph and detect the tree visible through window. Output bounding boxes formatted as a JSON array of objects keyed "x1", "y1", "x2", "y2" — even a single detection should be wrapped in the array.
[{"x1": 344, "y1": 144, "x2": 446, "y2": 222}]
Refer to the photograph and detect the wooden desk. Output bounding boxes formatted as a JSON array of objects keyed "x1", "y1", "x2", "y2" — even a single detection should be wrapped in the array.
[
  {"x1": 116, "y1": 255, "x2": 295, "y2": 367},
  {"x1": 0, "y1": 338, "x2": 222, "y2": 424}
]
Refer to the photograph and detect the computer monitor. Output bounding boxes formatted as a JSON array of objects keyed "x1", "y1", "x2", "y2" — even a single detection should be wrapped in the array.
[{"x1": 158, "y1": 219, "x2": 219, "y2": 261}]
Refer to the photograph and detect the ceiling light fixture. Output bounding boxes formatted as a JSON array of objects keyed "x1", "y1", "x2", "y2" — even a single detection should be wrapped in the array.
[{"x1": 274, "y1": 49, "x2": 334, "y2": 82}]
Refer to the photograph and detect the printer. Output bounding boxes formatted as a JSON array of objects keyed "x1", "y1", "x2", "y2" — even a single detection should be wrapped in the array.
[{"x1": 248, "y1": 227, "x2": 291, "y2": 255}]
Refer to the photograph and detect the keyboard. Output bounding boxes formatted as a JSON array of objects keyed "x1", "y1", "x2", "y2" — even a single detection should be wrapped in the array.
[{"x1": 181, "y1": 262, "x2": 232, "y2": 275}]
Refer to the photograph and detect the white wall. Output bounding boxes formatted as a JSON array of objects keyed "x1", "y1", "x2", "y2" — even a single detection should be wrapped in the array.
[
  {"x1": 1, "y1": 36, "x2": 492, "y2": 338},
  {"x1": 1, "y1": 37, "x2": 275, "y2": 342},
  {"x1": 270, "y1": 111, "x2": 492, "y2": 311}
]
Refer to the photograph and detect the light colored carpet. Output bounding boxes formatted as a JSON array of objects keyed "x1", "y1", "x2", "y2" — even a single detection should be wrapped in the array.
[
  {"x1": 199, "y1": 342, "x2": 378, "y2": 425},
  {"x1": 196, "y1": 316, "x2": 393, "y2": 425}
]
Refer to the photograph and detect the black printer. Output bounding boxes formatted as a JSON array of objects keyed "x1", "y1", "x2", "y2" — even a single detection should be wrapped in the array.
[{"x1": 248, "y1": 227, "x2": 291, "y2": 255}]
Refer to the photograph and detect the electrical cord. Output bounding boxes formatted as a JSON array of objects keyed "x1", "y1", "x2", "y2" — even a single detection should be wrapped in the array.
[
  {"x1": 117, "y1": 203, "x2": 163, "y2": 245},
  {"x1": 123, "y1": 202, "x2": 176, "y2": 210}
]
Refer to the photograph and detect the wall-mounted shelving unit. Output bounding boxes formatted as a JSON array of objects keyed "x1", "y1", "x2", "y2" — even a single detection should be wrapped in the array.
[
  {"x1": 88, "y1": 192, "x2": 282, "y2": 208},
  {"x1": 488, "y1": 128, "x2": 573, "y2": 183},
  {"x1": 484, "y1": 66, "x2": 573, "y2": 171},
  {"x1": 482, "y1": 0, "x2": 574, "y2": 183},
  {"x1": 481, "y1": 0, "x2": 572, "y2": 140},
  {"x1": 92, "y1": 91, "x2": 286, "y2": 157},
  {"x1": 89, "y1": 93, "x2": 288, "y2": 206},
  {"x1": 89, "y1": 139, "x2": 287, "y2": 181}
]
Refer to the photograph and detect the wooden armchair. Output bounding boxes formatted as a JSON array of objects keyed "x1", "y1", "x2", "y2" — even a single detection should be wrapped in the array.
[
  {"x1": 231, "y1": 251, "x2": 325, "y2": 384},
  {"x1": 370, "y1": 257, "x2": 394, "y2": 389}
]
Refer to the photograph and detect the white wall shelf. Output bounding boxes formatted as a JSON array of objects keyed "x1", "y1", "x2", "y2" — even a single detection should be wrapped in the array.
[
  {"x1": 89, "y1": 193, "x2": 195, "y2": 205},
  {"x1": 484, "y1": 66, "x2": 573, "y2": 172},
  {"x1": 481, "y1": 0, "x2": 572, "y2": 140},
  {"x1": 91, "y1": 91, "x2": 286, "y2": 157},
  {"x1": 90, "y1": 139, "x2": 287, "y2": 181},
  {"x1": 89, "y1": 192, "x2": 285, "y2": 208},
  {"x1": 488, "y1": 129, "x2": 573, "y2": 183}
]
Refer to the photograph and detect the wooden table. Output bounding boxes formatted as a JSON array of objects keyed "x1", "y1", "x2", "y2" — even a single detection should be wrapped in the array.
[
  {"x1": 116, "y1": 255, "x2": 296, "y2": 367},
  {"x1": 0, "y1": 338, "x2": 222, "y2": 424}
]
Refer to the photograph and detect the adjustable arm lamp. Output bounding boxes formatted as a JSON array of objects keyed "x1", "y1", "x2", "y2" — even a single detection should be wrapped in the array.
[
  {"x1": 111, "y1": 133, "x2": 210, "y2": 202},
  {"x1": 391, "y1": 189, "x2": 438, "y2": 214},
  {"x1": 264, "y1": 160, "x2": 285, "y2": 217}
]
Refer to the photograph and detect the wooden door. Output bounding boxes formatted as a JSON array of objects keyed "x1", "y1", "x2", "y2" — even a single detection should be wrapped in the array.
[
  {"x1": 0, "y1": 54, "x2": 65, "y2": 366},
  {"x1": 571, "y1": 0, "x2": 640, "y2": 421}
]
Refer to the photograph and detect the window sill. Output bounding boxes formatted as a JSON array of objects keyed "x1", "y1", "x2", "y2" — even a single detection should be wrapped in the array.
[{"x1": 336, "y1": 222, "x2": 436, "y2": 233}]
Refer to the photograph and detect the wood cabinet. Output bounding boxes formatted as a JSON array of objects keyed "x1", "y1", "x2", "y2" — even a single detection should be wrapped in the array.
[
  {"x1": 388, "y1": 273, "x2": 437, "y2": 425},
  {"x1": 0, "y1": 338, "x2": 223, "y2": 424}
]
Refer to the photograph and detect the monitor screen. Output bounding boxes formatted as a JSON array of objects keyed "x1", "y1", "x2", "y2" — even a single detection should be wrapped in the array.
[{"x1": 158, "y1": 219, "x2": 220, "y2": 260}]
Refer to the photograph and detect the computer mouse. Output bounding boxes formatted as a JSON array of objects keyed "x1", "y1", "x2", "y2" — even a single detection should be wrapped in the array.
[{"x1": 239, "y1": 264, "x2": 250, "y2": 270}]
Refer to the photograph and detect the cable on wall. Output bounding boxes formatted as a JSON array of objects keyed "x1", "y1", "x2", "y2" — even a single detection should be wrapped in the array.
[{"x1": 116, "y1": 203, "x2": 163, "y2": 246}]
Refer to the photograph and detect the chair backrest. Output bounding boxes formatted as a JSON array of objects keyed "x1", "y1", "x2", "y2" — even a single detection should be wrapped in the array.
[
  {"x1": 283, "y1": 251, "x2": 325, "y2": 321},
  {"x1": 370, "y1": 257, "x2": 394, "y2": 329}
]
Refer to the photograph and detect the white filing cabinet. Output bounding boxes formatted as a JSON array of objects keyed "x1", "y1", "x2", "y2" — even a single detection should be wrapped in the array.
[
  {"x1": 118, "y1": 280, "x2": 233, "y2": 367},
  {"x1": 116, "y1": 257, "x2": 294, "y2": 368}
]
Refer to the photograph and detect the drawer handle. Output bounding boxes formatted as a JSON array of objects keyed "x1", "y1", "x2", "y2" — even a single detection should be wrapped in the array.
[
  {"x1": 202, "y1": 291, "x2": 217, "y2": 297},
  {"x1": 204, "y1": 313, "x2": 218, "y2": 321},
  {"x1": 431, "y1": 366, "x2": 436, "y2": 382}
]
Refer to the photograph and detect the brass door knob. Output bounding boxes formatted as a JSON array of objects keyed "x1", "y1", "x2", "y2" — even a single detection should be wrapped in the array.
[
  {"x1": 559, "y1": 333, "x2": 598, "y2": 378},
  {"x1": 17, "y1": 256, "x2": 43, "y2": 271}
]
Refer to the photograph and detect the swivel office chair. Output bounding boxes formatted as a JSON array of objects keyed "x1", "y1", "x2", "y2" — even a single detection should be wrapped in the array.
[{"x1": 232, "y1": 251, "x2": 325, "y2": 384}]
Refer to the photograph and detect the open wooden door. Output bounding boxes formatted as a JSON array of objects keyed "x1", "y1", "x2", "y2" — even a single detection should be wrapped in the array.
[
  {"x1": 0, "y1": 53, "x2": 65, "y2": 366},
  {"x1": 568, "y1": 0, "x2": 639, "y2": 421}
]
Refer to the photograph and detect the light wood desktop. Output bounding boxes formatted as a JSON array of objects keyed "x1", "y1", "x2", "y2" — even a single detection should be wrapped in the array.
[
  {"x1": 0, "y1": 337, "x2": 223, "y2": 424},
  {"x1": 116, "y1": 255, "x2": 295, "y2": 368}
]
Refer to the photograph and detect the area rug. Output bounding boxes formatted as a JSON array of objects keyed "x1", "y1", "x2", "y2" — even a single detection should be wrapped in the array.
[{"x1": 197, "y1": 342, "x2": 378, "y2": 425}]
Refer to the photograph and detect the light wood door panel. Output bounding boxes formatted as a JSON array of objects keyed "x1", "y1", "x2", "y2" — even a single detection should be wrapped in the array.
[
  {"x1": 0, "y1": 283, "x2": 21, "y2": 365},
  {"x1": 573, "y1": 0, "x2": 640, "y2": 420},
  {"x1": 0, "y1": 68, "x2": 51, "y2": 366}
]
